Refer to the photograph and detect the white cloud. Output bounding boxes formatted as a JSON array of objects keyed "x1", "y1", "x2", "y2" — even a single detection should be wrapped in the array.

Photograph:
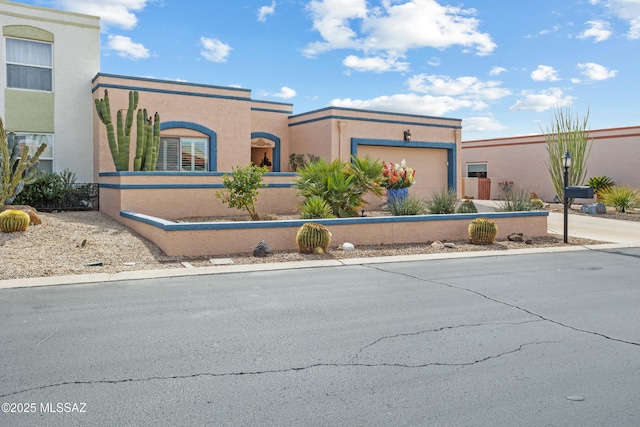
[
  {"x1": 525, "y1": 24, "x2": 561, "y2": 38},
  {"x1": 258, "y1": 1, "x2": 276, "y2": 23},
  {"x1": 489, "y1": 66, "x2": 506, "y2": 76},
  {"x1": 601, "y1": 0, "x2": 640, "y2": 39},
  {"x1": 48, "y1": 0, "x2": 151, "y2": 30},
  {"x1": 509, "y1": 88, "x2": 574, "y2": 112},
  {"x1": 304, "y1": 0, "x2": 496, "y2": 72},
  {"x1": 576, "y1": 62, "x2": 618, "y2": 80},
  {"x1": 330, "y1": 93, "x2": 476, "y2": 116},
  {"x1": 578, "y1": 20, "x2": 612, "y2": 42},
  {"x1": 272, "y1": 87, "x2": 297, "y2": 99},
  {"x1": 107, "y1": 35, "x2": 150, "y2": 59},
  {"x1": 343, "y1": 54, "x2": 409, "y2": 72},
  {"x1": 200, "y1": 37, "x2": 232, "y2": 62},
  {"x1": 531, "y1": 65, "x2": 560, "y2": 82},
  {"x1": 407, "y1": 74, "x2": 511, "y2": 101},
  {"x1": 462, "y1": 116, "x2": 507, "y2": 133}
]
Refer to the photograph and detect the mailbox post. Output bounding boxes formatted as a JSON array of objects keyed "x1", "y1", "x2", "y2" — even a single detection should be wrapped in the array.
[{"x1": 562, "y1": 151, "x2": 572, "y2": 243}]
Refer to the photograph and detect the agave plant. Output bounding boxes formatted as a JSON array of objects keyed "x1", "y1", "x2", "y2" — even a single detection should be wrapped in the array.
[
  {"x1": 587, "y1": 176, "x2": 615, "y2": 201},
  {"x1": 600, "y1": 185, "x2": 639, "y2": 213}
]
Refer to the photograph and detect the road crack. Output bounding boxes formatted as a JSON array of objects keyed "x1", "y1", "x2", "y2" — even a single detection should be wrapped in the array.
[{"x1": 366, "y1": 265, "x2": 640, "y2": 348}]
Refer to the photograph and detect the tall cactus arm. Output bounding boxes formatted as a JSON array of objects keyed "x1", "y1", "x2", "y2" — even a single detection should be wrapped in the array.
[
  {"x1": 134, "y1": 109, "x2": 146, "y2": 171},
  {"x1": 152, "y1": 112, "x2": 161, "y2": 170},
  {"x1": 94, "y1": 89, "x2": 119, "y2": 170},
  {"x1": 143, "y1": 115, "x2": 154, "y2": 171},
  {"x1": 116, "y1": 109, "x2": 127, "y2": 171}
]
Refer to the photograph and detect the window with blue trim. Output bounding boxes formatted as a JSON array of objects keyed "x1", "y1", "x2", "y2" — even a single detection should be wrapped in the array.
[{"x1": 157, "y1": 137, "x2": 208, "y2": 171}]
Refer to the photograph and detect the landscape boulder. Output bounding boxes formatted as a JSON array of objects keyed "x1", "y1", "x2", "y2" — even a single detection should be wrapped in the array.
[
  {"x1": 580, "y1": 202, "x2": 606, "y2": 215},
  {"x1": 253, "y1": 240, "x2": 272, "y2": 257}
]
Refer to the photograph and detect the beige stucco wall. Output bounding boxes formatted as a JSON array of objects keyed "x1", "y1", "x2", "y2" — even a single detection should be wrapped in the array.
[
  {"x1": 462, "y1": 126, "x2": 640, "y2": 201},
  {"x1": 1, "y1": 1, "x2": 100, "y2": 183},
  {"x1": 118, "y1": 211, "x2": 548, "y2": 257}
]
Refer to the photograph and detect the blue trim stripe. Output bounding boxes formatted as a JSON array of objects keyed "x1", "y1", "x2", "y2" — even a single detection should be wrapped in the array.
[
  {"x1": 251, "y1": 107, "x2": 293, "y2": 114},
  {"x1": 121, "y1": 210, "x2": 548, "y2": 232},
  {"x1": 92, "y1": 83, "x2": 251, "y2": 103},
  {"x1": 100, "y1": 183, "x2": 293, "y2": 190},
  {"x1": 289, "y1": 114, "x2": 462, "y2": 129},
  {"x1": 92, "y1": 73, "x2": 252, "y2": 93},
  {"x1": 289, "y1": 105, "x2": 461, "y2": 123},
  {"x1": 251, "y1": 132, "x2": 281, "y2": 172},
  {"x1": 99, "y1": 171, "x2": 299, "y2": 177}
]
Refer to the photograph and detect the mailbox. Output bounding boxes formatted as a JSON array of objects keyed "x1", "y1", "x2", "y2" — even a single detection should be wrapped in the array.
[{"x1": 565, "y1": 186, "x2": 594, "y2": 199}]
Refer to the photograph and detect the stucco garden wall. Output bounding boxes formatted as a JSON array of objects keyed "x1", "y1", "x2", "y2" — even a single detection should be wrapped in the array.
[{"x1": 117, "y1": 210, "x2": 548, "y2": 257}]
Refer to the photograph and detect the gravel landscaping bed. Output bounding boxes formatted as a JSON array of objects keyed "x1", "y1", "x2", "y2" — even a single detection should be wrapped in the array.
[{"x1": 0, "y1": 209, "x2": 614, "y2": 281}]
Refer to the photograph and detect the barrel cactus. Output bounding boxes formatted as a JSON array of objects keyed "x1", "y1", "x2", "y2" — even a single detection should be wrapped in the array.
[
  {"x1": 0, "y1": 209, "x2": 30, "y2": 232},
  {"x1": 457, "y1": 198, "x2": 478, "y2": 213},
  {"x1": 296, "y1": 222, "x2": 331, "y2": 254},
  {"x1": 468, "y1": 217, "x2": 497, "y2": 245}
]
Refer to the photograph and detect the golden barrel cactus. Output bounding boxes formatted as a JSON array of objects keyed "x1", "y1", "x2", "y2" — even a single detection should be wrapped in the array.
[
  {"x1": 0, "y1": 209, "x2": 30, "y2": 232},
  {"x1": 296, "y1": 222, "x2": 331, "y2": 254},
  {"x1": 468, "y1": 217, "x2": 498, "y2": 245}
]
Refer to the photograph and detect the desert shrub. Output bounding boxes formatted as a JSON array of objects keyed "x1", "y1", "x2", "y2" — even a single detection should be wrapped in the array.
[
  {"x1": 588, "y1": 176, "x2": 615, "y2": 201},
  {"x1": 297, "y1": 195, "x2": 335, "y2": 219},
  {"x1": 294, "y1": 155, "x2": 384, "y2": 217},
  {"x1": 495, "y1": 186, "x2": 542, "y2": 212},
  {"x1": 427, "y1": 188, "x2": 457, "y2": 214},
  {"x1": 601, "y1": 185, "x2": 639, "y2": 213},
  {"x1": 388, "y1": 195, "x2": 426, "y2": 216},
  {"x1": 215, "y1": 164, "x2": 268, "y2": 220},
  {"x1": 13, "y1": 169, "x2": 98, "y2": 210}
]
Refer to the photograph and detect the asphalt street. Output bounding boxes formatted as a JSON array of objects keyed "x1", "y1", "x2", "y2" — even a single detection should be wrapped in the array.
[{"x1": 1, "y1": 247, "x2": 639, "y2": 426}]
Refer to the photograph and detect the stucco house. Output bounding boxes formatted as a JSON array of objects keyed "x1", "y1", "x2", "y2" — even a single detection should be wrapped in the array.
[{"x1": 461, "y1": 126, "x2": 640, "y2": 201}]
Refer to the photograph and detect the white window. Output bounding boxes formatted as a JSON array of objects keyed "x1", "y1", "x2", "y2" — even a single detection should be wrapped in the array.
[
  {"x1": 467, "y1": 163, "x2": 487, "y2": 178},
  {"x1": 14, "y1": 133, "x2": 54, "y2": 173},
  {"x1": 6, "y1": 38, "x2": 53, "y2": 91},
  {"x1": 157, "y1": 137, "x2": 208, "y2": 171}
]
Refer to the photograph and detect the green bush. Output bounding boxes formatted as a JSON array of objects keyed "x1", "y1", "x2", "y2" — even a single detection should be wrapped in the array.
[
  {"x1": 297, "y1": 195, "x2": 335, "y2": 219},
  {"x1": 427, "y1": 188, "x2": 457, "y2": 214},
  {"x1": 601, "y1": 185, "x2": 639, "y2": 213},
  {"x1": 12, "y1": 169, "x2": 97, "y2": 210},
  {"x1": 215, "y1": 164, "x2": 269, "y2": 220},
  {"x1": 387, "y1": 195, "x2": 426, "y2": 216},
  {"x1": 294, "y1": 155, "x2": 384, "y2": 217}
]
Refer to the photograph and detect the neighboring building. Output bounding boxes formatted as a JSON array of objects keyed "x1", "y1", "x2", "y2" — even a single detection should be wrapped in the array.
[
  {"x1": 0, "y1": 0, "x2": 100, "y2": 183},
  {"x1": 461, "y1": 126, "x2": 640, "y2": 201}
]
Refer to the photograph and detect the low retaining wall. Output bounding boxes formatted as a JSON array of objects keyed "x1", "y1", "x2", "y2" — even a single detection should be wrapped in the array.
[{"x1": 119, "y1": 210, "x2": 549, "y2": 257}]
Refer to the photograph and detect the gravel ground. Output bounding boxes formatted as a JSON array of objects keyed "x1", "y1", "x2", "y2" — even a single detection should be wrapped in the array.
[{"x1": 0, "y1": 208, "x2": 619, "y2": 281}]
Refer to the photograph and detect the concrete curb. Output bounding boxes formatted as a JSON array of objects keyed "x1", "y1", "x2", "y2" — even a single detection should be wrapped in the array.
[{"x1": 1, "y1": 242, "x2": 635, "y2": 291}]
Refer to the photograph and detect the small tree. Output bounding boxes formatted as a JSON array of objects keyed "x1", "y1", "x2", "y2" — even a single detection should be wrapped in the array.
[
  {"x1": 542, "y1": 106, "x2": 592, "y2": 201},
  {"x1": 1, "y1": 116, "x2": 47, "y2": 206},
  {"x1": 215, "y1": 164, "x2": 269, "y2": 220}
]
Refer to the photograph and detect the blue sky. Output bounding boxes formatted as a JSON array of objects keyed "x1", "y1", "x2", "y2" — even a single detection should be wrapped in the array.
[{"x1": 19, "y1": 0, "x2": 640, "y2": 140}]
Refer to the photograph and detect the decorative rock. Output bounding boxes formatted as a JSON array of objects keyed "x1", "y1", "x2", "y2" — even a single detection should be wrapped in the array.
[
  {"x1": 252, "y1": 240, "x2": 272, "y2": 257},
  {"x1": 580, "y1": 202, "x2": 606, "y2": 215},
  {"x1": 431, "y1": 241, "x2": 445, "y2": 250},
  {"x1": 444, "y1": 242, "x2": 456, "y2": 248},
  {"x1": 508, "y1": 232, "x2": 526, "y2": 242},
  {"x1": 341, "y1": 242, "x2": 355, "y2": 251},
  {"x1": 27, "y1": 210, "x2": 42, "y2": 225}
]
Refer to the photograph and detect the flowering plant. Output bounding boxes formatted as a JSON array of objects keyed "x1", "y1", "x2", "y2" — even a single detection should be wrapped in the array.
[{"x1": 381, "y1": 159, "x2": 416, "y2": 190}]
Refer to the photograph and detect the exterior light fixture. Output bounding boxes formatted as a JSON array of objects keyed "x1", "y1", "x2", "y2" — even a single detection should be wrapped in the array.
[
  {"x1": 562, "y1": 150, "x2": 572, "y2": 243},
  {"x1": 403, "y1": 129, "x2": 411, "y2": 142}
]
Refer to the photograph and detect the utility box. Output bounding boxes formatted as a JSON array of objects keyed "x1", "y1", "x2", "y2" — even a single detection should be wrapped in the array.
[{"x1": 565, "y1": 186, "x2": 594, "y2": 199}]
